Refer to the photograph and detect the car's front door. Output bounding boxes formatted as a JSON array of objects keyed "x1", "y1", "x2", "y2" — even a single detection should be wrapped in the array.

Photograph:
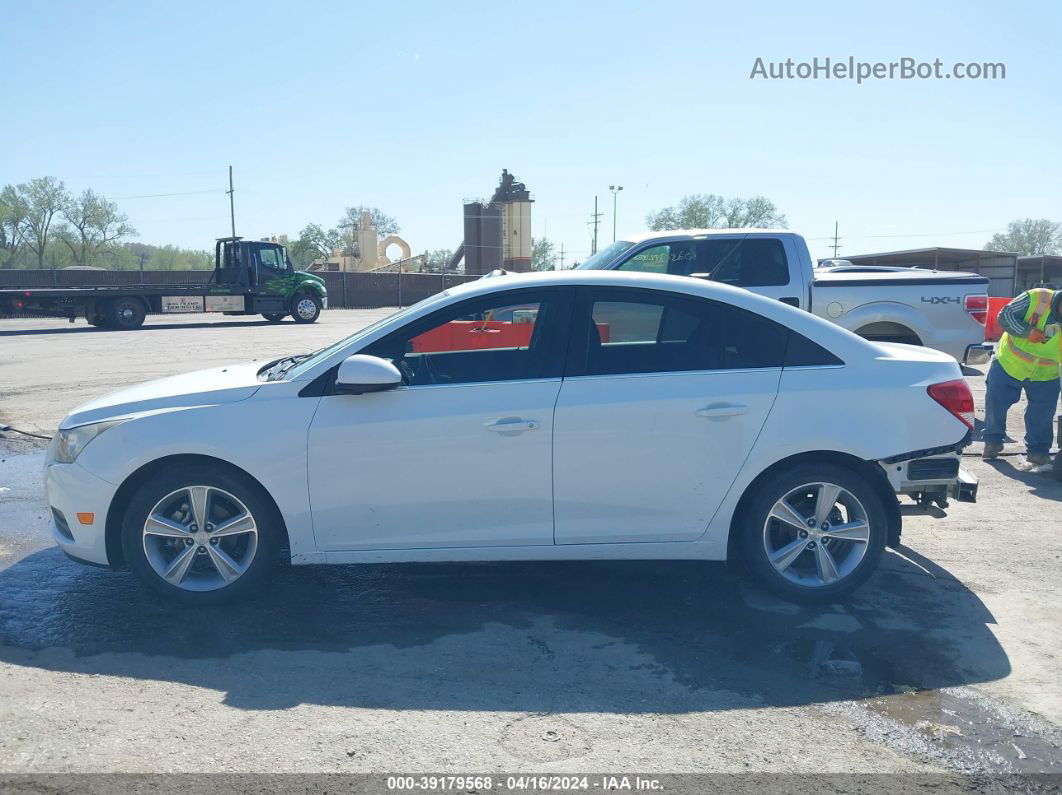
[
  {"x1": 306, "y1": 287, "x2": 572, "y2": 551},
  {"x1": 252, "y1": 243, "x2": 291, "y2": 294},
  {"x1": 552, "y1": 287, "x2": 784, "y2": 544}
]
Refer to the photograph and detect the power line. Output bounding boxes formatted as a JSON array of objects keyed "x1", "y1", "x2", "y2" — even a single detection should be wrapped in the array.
[{"x1": 104, "y1": 188, "x2": 224, "y2": 200}]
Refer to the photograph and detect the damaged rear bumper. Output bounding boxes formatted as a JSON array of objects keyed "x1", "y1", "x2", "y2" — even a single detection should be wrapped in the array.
[{"x1": 877, "y1": 434, "x2": 977, "y2": 509}]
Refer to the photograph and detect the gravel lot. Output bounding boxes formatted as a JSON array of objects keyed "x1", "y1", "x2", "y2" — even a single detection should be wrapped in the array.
[{"x1": 0, "y1": 311, "x2": 1060, "y2": 778}]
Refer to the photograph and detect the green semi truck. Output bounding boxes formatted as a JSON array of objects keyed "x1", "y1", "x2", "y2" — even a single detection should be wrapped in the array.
[{"x1": 0, "y1": 237, "x2": 328, "y2": 330}]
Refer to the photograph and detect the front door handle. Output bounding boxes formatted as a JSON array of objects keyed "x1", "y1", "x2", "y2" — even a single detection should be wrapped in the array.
[
  {"x1": 486, "y1": 417, "x2": 539, "y2": 433},
  {"x1": 696, "y1": 404, "x2": 748, "y2": 420}
]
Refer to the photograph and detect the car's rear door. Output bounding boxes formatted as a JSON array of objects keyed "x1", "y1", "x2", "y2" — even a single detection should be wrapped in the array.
[{"x1": 552, "y1": 286, "x2": 783, "y2": 544}]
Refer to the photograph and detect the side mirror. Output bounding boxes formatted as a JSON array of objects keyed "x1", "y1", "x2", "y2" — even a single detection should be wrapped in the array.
[{"x1": 335, "y1": 355, "x2": 403, "y2": 395}]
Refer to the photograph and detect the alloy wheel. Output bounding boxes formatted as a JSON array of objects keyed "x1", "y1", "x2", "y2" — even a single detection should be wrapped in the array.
[
  {"x1": 762, "y1": 481, "x2": 870, "y2": 588},
  {"x1": 296, "y1": 298, "x2": 317, "y2": 320},
  {"x1": 142, "y1": 486, "x2": 258, "y2": 592}
]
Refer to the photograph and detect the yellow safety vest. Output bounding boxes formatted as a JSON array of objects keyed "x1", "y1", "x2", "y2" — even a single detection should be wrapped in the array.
[{"x1": 997, "y1": 288, "x2": 1061, "y2": 382}]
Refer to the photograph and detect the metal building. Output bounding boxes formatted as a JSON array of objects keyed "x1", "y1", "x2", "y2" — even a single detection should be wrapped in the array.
[
  {"x1": 1016, "y1": 255, "x2": 1062, "y2": 291},
  {"x1": 459, "y1": 170, "x2": 535, "y2": 275},
  {"x1": 835, "y1": 248, "x2": 1018, "y2": 297}
]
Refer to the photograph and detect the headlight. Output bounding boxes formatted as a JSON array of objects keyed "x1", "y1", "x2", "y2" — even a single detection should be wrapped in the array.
[{"x1": 54, "y1": 420, "x2": 126, "y2": 464}]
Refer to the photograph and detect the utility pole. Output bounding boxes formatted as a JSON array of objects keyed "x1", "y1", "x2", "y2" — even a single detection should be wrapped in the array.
[
  {"x1": 559, "y1": 244, "x2": 565, "y2": 270},
  {"x1": 829, "y1": 220, "x2": 842, "y2": 258},
  {"x1": 609, "y1": 185, "x2": 623, "y2": 242},
  {"x1": 590, "y1": 196, "x2": 602, "y2": 255},
  {"x1": 227, "y1": 165, "x2": 236, "y2": 239}
]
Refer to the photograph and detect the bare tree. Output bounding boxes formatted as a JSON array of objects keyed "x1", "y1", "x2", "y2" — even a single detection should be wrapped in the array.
[
  {"x1": 0, "y1": 184, "x2": 29, "y2": 268},
  {"x1": 985, "y1": 219, "x2": 1062, "y2": 256},
  {"x1": 647, "y1": 194, "x2": 787, "y2": 231},
  {"x1": 60, "y1": 189, "x2": 136, "y2": 266},
  {"x1": 19, "y1": 177, "x2": 68, "y2": 268}
]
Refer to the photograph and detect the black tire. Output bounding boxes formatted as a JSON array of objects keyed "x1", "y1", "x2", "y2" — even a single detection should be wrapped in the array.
[
  {"x1": 108, "y1": 297, "x2": 146, "y2": 330},
  {"x1": 739, "y1": 463, "x2": 887, "y2": 603},
  {"x1": 262, "y1": 313, "x2": 286, "y2": 323},
  {"x1": 120, "y1": 463, "x2": 284, "y2": 605},
  {"x1": 89, "y1": 315, "x2": 111, "y2": 328},
  {"x1": 290, "y1": 292, "x2": 322, "y2": 324}
]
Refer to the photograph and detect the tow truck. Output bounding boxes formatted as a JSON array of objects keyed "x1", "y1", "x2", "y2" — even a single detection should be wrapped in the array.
[{"x1": 0, "y1": 237, "x2": 327, "y2": 330}]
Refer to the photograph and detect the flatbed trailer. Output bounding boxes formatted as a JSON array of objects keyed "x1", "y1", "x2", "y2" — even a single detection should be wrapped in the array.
[{"x1": 0, "y1": 237, "x2": 327, "y2": 329}]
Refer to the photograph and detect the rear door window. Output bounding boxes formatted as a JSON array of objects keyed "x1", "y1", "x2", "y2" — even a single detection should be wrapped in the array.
[
  {"x1": 569, "y1": 288, "x2": 789, "y2": 376},
  {"x1": 706, "y1": 238, "x2": 790, "y2": 287}
]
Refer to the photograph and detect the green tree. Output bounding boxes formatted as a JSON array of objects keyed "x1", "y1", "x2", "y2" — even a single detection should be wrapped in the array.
[
  {"x1": 59, "y1": 189, "x2": 136, "y2": 266},
  {"x1": 287, "y1": 223, "x2": 338, "y2": 268},
  {"x1": 20, "y1": 176, "x2": 69, "y2": 267},
  {"x1": 646, "y1": 194, "x2": 787, "y2": 231},
  {"x1": 424, "y1": 248, "x2": 454, "y2": 270},
  {"x1": 985, "y1": 219, "x2": 1062, "y2": 256},
  {"x1": 335, "y1": 205, "x2": 399, "y2": 255},
  {"x1": 531, "y1": 238, "x2": 555, "y2": 271},
  {"x1": 0, "y1": 184, "x2": 29, "y2": 268}
]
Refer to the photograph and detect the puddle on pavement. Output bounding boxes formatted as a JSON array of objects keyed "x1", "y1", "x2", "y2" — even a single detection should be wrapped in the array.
[
  {"x1": 771, "y1": 639, "x2": 1061, "y2": 774},
  {"x1": 863, "y1": 688, "x2": 1061, "y2": 774}
]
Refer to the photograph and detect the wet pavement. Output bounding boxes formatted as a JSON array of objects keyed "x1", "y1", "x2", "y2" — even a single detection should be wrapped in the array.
[{"x1": 0, "y1": 500, "x2": 1058, "y2": 775}]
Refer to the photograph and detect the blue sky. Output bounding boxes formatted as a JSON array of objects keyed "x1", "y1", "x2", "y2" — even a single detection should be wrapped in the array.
[{"x1": 2, "y1": 0, "x2": 1059, "y2": 263}]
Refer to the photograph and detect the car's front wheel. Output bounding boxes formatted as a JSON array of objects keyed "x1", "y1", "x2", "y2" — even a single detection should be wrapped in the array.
[
  {"x1": 740, "y1": 463, "x2": 886, "y2": 603},
  {"x1": 121, "y1": 463, "x2": 283, "y2": 604},
  {"x1": 290, "y1": 292, "x2": 322, "y2": 324}
]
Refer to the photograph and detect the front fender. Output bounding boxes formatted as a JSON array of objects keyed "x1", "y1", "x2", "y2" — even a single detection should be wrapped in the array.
[{"x1": 295, "y1": 276, "x2": 327, "y2": 298}]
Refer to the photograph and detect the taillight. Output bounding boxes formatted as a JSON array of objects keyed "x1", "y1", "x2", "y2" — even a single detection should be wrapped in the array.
[
  {"x1": 927, "y1": 379, "x2": 975, "y2": 429},
  {"x1": 964, "y1": 294, "x2": 988, "y2": 326}
]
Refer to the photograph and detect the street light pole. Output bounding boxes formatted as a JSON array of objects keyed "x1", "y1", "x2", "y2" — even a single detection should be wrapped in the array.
[{"x1": 609, "y1": 185, "x2": 623, "y2": 242}]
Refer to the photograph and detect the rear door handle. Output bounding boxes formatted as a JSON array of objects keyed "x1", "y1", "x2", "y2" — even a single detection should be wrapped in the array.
[
  {"x1": 486, "y1": 417, "x2": 539, "y2": 433},
  {"x1": 696, "y1": 404, "x2": 747, "y2": 419}
]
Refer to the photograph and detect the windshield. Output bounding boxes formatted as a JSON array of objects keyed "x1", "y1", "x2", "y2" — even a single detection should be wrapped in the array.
[
  {"x1": 575, "y1": 240, "x2": 635, "y2": 270},
  {"x1": 280, "y1": 293, "x2": 448, "y2": 380}
]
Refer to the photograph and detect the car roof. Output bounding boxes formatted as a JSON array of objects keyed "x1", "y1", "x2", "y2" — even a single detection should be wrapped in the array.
[
  {"x1": 443, "y1": 269, "x2": 868, "y2": 353},
  {"x1": 445, "y1": 268, "x2": 752, "y2": 301},
  {"x1": 621, "y1": 228, "x2": 794, "y2": 244},
  {"x1": 293, "y1": 269, "x2": 876, "y2": 381}
]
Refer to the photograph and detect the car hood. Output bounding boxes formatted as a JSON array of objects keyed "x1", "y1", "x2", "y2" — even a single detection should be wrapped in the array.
[{"x1": 61, "y1": 362, "x2": 263, "y2": 429}]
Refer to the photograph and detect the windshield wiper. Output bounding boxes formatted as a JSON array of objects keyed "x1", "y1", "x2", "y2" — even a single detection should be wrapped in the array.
[{"x1": 263, "y1": 354, "x2": 311, "y2": 381}]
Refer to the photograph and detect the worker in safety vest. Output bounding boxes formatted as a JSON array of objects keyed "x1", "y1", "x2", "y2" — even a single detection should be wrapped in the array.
[{"x1": 982, "y1": 287, "x2": 1062, "y2": 465}]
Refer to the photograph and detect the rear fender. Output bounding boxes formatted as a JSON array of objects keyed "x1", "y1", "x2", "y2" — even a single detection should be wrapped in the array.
[{"x1": 835, "y1": 301, "x2": 931, "y2": 342}]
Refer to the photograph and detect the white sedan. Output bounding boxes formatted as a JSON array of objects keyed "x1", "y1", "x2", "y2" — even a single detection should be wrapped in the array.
[{"x1": 44, "y1": 270, "x2": 977, "y2": 604}]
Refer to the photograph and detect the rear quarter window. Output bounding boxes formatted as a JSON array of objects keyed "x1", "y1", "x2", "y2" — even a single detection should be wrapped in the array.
[{"x1": 783, "y1": 333, "x2": 844, "y2": 367}]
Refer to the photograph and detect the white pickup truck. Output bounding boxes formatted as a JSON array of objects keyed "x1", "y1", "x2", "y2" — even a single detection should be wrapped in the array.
[{"x1": 577, "y1": 229, "x2": 992, "y2": 365}]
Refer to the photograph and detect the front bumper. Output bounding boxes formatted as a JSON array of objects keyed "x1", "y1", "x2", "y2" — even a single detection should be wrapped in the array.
[
  {"x1": 963, "y1": 343, "x2": 993, "y2": 366},
  {"x1": 44, "y1": 461, "x2": 117, "y2": 566}
]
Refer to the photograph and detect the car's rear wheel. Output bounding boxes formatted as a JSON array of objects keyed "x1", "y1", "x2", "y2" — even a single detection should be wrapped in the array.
[
  {"x1": 740, "y1": 463, "x2": 886, "y2": 603},
  {"x1": 121, "y1": 464, "x2": 283, "y2": 604},
  {"x1": 107, "y1": 297, "x2": 146, "y2": 330}
]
